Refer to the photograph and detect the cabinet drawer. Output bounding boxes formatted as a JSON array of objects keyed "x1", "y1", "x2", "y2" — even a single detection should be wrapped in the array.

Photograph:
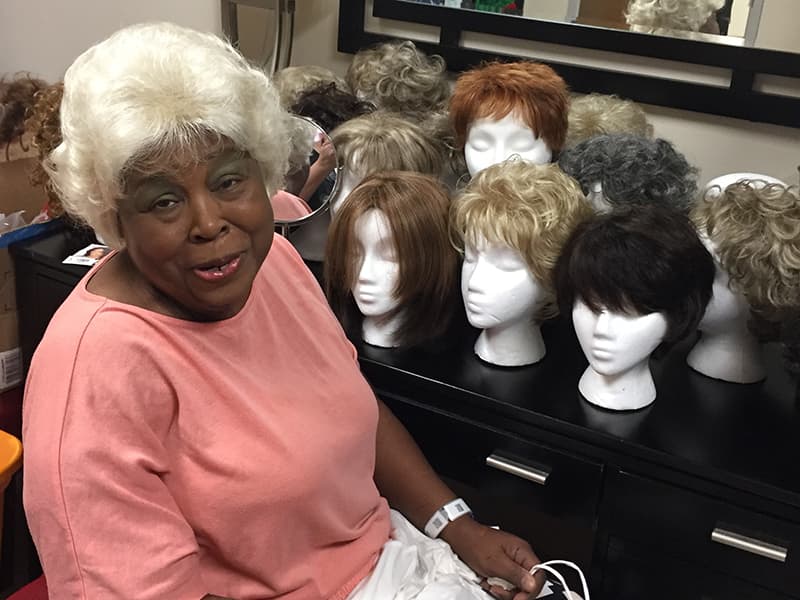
[
  {"x1": 608, "y1": 470, "x2": 799, "y2": 597},
  {"x1": 384, "y1": 397, "x2": 604, "y2": 571}
]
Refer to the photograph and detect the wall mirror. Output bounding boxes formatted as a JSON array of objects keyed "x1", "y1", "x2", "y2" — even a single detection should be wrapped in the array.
[
  {"x1": 273, "y1": 115, "x2": 339, "y2": 233},
  {"x1": 338, "y1": 0, "x2": 800, "y2": 128}
]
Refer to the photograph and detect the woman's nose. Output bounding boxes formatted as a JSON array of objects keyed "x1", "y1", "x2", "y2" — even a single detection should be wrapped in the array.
[{"x1": 189, "y1": 192, "x2": 229, "y2": 242}]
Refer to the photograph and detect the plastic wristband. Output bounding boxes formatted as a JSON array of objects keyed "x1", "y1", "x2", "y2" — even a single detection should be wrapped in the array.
[{"x1": 423, "y1": 497, "x2": 472, "y2": 538}]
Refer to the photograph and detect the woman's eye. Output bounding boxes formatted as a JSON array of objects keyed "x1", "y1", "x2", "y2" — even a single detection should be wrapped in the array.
[
  {"x1": 151, "y1": 196, "x2": 179, "y2": 211},
  {"x1": 217, "y1": 175, "x2": 243, "y2": 192}
]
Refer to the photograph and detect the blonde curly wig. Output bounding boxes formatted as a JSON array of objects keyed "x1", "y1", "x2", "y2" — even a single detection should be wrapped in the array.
[
  {"x1": 451, "y1": 160, "x2": 592, "y2": 319},
  {"x1": 346, "y1": 40, "x2": 450, "y2": 115},
  {"x1": 565, "y1": 93, "x2": 653, "y2": 149},
  {"x1": 625, "y1": 0, "x2": 725, "y2": 33},
  {"x1": 693, "y1": 180, "x2": 800, "y2": 316}
]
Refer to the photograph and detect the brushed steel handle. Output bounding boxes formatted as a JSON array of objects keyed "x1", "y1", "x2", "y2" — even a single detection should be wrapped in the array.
[
  {"x1": 711, "y1": 527, "x2": 788, "y2": 563},
  {"x1": 485, "y1": 453, "x2": 550, "y2": 486}
]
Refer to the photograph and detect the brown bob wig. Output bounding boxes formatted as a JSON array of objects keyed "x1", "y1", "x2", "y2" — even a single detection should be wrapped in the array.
[
  {"x1": 449, "y1": 61, "x2": 569, "y2": 154},
  {"x1": 325, "y1": 171, "x2": 460, "y2": 349}
]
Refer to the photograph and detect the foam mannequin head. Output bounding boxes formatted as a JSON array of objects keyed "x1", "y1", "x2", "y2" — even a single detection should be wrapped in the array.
[
  {"x1": 450, "y1": 61, "x2": 568, "y2": 176},
  {"x1": 703, "y1": 172, "x2": 786, "y2": 200},
  {"x1": 464, "y1": 112, "x2": 552, "y2": 177},
  {"x1": 325, "y1": 171, "x2": 459, "y2": 349},
  {"x1": 555, "y1": 206, "x2": 714, "y2": 409},
  {"x1": 451, "y1": 160, "x2": 592, "y2": 366}
]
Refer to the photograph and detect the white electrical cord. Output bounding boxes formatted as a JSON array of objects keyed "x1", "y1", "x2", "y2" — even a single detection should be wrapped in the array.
[{"x1": 486, "y1": 559, "x2": 590, "y2": 600}]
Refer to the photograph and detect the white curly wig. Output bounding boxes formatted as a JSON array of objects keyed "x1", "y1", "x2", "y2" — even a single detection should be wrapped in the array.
[
  {"x1": 626, "y1": 0, "x2": 725, "y2": 33},
  {"x1": 47, "y1": 22, "x2": 290, "y2": 248}
]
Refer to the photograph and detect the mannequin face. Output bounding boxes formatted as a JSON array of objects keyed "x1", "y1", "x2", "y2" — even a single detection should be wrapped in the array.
[
  {"x1": 464, "y1": 112, "x2": 552, "y2": 177},
  {"x1": 330, "y1": 166, "x2": 364, "y2": 216},
  {"x1": 572, "y1": 299, "x2": 668, "y2": 376},
  {"x1": 461, "y1": 236, "x2": 545, "y2": 329},
  {"x1": 587, "y1": 181, "x2": 611, "y2": 212},
  {"x1": 352, "y1": 209, "x2": 401, "y2": 319},
  {"x1": 698, "y1": 235, "x2": 750, "y2": 333}
]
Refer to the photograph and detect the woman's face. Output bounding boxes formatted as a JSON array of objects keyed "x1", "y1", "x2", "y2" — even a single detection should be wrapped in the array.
[
  {"x1": 461, "y1": 236, "x2": 545, "y2": 329},
  {"x1": 572, "y1": 299, "x2": 668, "y2": 377},
  {"x1": 351, "y1": 209, "x2": 401, "y2": 319},
  {"x1": 117, "y1": 148, "x2": 274, "y2": 321}
]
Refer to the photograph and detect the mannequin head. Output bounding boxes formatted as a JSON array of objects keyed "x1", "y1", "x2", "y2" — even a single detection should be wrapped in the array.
[
  {"x1": 290, "y1": 82, "x2": 374, "y2": 133},
  {"x1": 625, "y1": 0, "x2": 725, "y2": 34},
  {"x1": 565, "y1": 93, "x2": 653, "y2": 149},
  {"x1": 330, "y1": 112, "x2": 445, "y2": 214},
  {"x1": 559, "y1": 134, "x2": 698, "y2": 213},
  {"x1": 346, "y1": 40, "x2": 450, "y2": 116},
  {"x1": 703, "y1": 172, "x2": 786, "y2": 200},
  {"x1": 555, "y1": 206, "x2": 714, "y2": 351},
  {"x1": 325, "y1": 171, "x2": 459, "y2": 348},
  {"x1": 450, "y1": 61, "x2": 569, "y2": 175},
  {"x1": 273, "y1": 65, "x2": 350, "y2": 109},
  {"x1": 452, "y1": 160, "x2": 592, "y2": 322},
  {"x1": 692, "y1": 180, "x2": 800, "y2": 318}
]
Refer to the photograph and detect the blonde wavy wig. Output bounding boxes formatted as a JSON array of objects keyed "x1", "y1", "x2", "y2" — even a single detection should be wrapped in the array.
[
  {"x1": 273, "y1": 65, "x2": 350, "y2": 109},
  {"x1": 625, "y1": 0, "x2": 725, "y2": 33},
  {"x1": 331, "y1": 111, "x2": 445, "y2": 179},
  {"x1": 451, "y1": 160, "x2": 592, "y2": 319},
  {"x1": 565, "y1": 93, "x2": 653, "y2": 149},
  {"x1": 46, "y1": 22, "x2": 291, "y2": 248},
  {"x1": 693, "y1": 180, "x2": 800, "y2": 316},
  {"x1": 346, "y1": 40, "x2": 450, "y2": 115}
]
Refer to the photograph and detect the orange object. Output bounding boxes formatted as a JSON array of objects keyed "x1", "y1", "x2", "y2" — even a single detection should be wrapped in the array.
[{"x1": 0, "y1": 429, "x2": 22, "y2": 545}]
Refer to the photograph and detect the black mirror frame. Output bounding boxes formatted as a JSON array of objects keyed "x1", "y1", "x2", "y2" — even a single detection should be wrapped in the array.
[{"x1": 338, "y1": 0, "x2": 800, "y2": 128}]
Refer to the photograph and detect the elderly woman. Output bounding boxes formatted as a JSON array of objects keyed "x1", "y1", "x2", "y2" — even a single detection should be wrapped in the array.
[{"x1": 22, "y1": 23, "x2": 544, "y2": 600}]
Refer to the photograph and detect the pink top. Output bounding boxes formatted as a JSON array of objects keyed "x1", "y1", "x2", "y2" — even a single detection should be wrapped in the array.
[
  {"x1": 271, "y1": 190, "x2": 312, "y2": 221},
  {"x1": 23, "y1": 235, "x2": 390, "y2": 599}
]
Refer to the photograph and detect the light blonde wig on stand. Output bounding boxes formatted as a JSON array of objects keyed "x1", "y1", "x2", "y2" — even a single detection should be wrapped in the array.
[
  {"x1": 565, "y1": 93, "x2": 653, "y2": 149},
  {"x1": 451, "y1": 160, "x2": 593, "y2": 319},
  {"x1": 625, "y1": 0, "x2": 725, "y2": 33},
  {"x1": 273, "y1": 65, "x2": 351, "y2": 109},
  {"x1": 331, "y1": 111, "x2": 446, "y2": 180},
  {"x1": 46, "y1": 22, "x2": 291, "y2": 248},
  {"x1": 325, "y1": 171, "x2": 460, "y2": 349},
  {"x1": 346, "y1": 40, "x2": 450, "y2": 115},
  {"x1": 692, "y1": 180, "x2": 800, "y2": 316}
]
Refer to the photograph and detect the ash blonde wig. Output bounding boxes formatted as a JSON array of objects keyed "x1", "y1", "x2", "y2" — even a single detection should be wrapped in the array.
[
  {"x1": 565, "y1": 93, "x2": 653, "y2": 149},
  {"x1": 626, "y1": 0, "x2": 725, "y2": 33},
  {"x1": 449, "y1": 61, "x2": 569, "y2": 154},
  {"x1": 47, "y1": 22, "x2": 291, "y2": 248},
  {"x1": 346, "y1": 40, "x2": 450, "y2": 115},
  {"x1": 325, "y1": 171, "x2": 459, "y2": 348},
  {"x1": 273, "y1": 65, "x2": 350, "y2": 109},
  {"x1": 451, "y1": 160, "x2": 592, "y2": 319},
  {"x1": 331, "y1": 112, "x2": 445, "y2": 180},
  {"x1": 693, "y1": 180, "x2": 800, "y2": 316}
]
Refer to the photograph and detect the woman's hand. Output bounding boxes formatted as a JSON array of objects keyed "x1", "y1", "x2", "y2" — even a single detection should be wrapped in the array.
[
  {"x1": 441, "y1": 516, "x2": 545, "y2": 600},
  {"x1": 313, "y1": 138, "x2": 336, "y2": 172}
]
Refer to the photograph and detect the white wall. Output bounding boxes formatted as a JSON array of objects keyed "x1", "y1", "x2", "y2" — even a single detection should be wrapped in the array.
[
  {"x1": 288, "y1": 0, "x2": 800, "y2": 186},
  {"x1": 0, "y1": 0, "x2": 221, "y2": 81},
  {"x1": 755, "y1": 0, "x2": 800, "y2": 53}
]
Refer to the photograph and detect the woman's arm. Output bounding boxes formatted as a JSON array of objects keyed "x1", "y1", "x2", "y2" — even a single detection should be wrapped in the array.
[{"x1": 374, "y1": 399, "x2": 545, "y2": 599}]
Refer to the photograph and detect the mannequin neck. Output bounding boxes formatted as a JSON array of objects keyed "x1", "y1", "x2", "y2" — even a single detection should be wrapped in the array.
[
  {"x1": 687, "y1": 327, "x2": 765, "y2": 383},
  {"x1": 474, "y1": 320, "x2": 545, "y2": 367},
  {"x1": 362, "y1": 312, "x2": 404, "y2": 348},
  {"x1": 578, "y1": 360, "x2": 655, "y2": 411}
]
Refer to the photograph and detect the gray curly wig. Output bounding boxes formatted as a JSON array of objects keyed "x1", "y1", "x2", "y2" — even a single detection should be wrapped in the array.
[{"x1": 558, "y1": 134, "x2": 698, "y2": 212}]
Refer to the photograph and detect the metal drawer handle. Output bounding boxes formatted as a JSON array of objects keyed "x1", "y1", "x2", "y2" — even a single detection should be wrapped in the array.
[
  {"x1": 485, "y1": 453, "x2": 550, "y2": 486},
  {"x1": 711, "y1": 527, "x2": 788, "y2": 563}
]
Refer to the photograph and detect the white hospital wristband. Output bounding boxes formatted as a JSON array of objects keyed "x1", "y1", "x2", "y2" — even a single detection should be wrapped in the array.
[{"x1": 423, "y1": 498, "x2": 472, "y2": 538}]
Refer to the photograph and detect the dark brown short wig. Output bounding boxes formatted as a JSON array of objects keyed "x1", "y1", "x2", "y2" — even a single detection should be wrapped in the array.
[
  {"x1": 325, "y1": 171, "x2": 459, "y2": 349},
  {"x1": 289, "y1": 82, "x2": 375, "y2": 134},
  {"x1": 554, "y1": 206, "x2": 714, "y2": 348},
  {"x1": 449, "y1": 61, "x2": 569, "y2": 154}
]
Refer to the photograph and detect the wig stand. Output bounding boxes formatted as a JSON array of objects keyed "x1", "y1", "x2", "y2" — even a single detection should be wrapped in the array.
[
  {"x1": 362, "y1": 313, "x2": 404, "y2": 349},
  {"x1": 578, "y1": 361, "x2": 656, "y2": 411},
  {"x1": 474, "y1": 322, "x2": 545, "y2": 367},
  {"x1": 687, "y1": 330, "x2": 766, "y2": 384}
]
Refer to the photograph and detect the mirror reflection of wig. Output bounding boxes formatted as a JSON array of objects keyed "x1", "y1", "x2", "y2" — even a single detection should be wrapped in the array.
[
  {"x1": 290, "y1": 82, "x2": 375, "y2": 133},
  {"x1": 692, "y1": 181, "x2": 800, "y2": 316},
  {"x1": 331, "y1": 112, "x2": 445, "y2": 180},
  {"x1": 625, "y1": 0, "x2": 725, "y2": 34},
  {"x1": 325, "y1": 171, "x2": 459, "y2": 348},
  {"x1": 24, "y1": 81, "x2": 65, "y2": 216},
  {"x1": 558, "y1": 134, "x2": 698, "y2": 212},
  {"x1": 554, "y1": 206, "x2": 714, "y2": 349},
  {"x1": 45, "y1": 23, "x2": 290, "y2": 249},
  {"x1": 449, "y1": 61, "x2": 569, "y2": 154},
  {"x1": 346, "y1": 40, "x2": 450, "y2": 116},
  {"x1": 273, "y1": 65, "x2": 350, "y2": 109},
  {"x1": 565, "y1": 93, "x2": 653, "y2": 149},
  {"x1": 451, "y1": 160, "x2": 592, "y2": 320}
]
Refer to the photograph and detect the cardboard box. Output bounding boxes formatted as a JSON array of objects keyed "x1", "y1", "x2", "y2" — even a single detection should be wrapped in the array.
[{"x1": 0, "y1": 155, "x2": 50, "y2": 390}]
